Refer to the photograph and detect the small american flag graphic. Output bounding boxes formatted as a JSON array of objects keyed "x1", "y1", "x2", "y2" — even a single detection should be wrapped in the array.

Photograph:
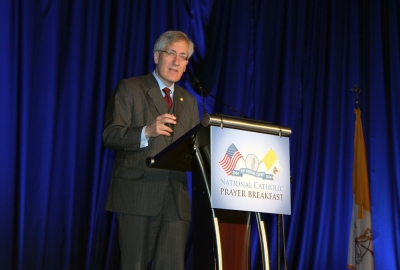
[{"x1": 219, "y1": 144, "x2": 243, "y2": 175}]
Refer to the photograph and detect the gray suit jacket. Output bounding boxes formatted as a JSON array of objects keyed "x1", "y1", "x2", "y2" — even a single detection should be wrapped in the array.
[{"x1": 102, "y1": 73, "x2": 199, "y2": 220}]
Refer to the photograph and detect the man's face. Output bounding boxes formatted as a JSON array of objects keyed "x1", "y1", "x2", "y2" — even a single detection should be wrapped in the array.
[{"x1": 154, "y1": 40, "x2": 189, "y2": 87}]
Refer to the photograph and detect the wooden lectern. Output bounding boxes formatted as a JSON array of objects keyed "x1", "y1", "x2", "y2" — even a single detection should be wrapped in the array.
[{"x1": 147, "y1": 113, "x2": 291, "y2": 270}]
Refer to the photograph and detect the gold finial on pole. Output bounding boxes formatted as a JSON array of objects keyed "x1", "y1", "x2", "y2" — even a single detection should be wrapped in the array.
[{"x1": 351, "y1": 84, "x2": 361, "y2": 109}]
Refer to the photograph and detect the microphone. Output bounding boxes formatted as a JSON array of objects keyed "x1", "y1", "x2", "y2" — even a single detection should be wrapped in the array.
[
  {"x1": 192, "y1": 77, "x2": 204, "y2": 93},
  {"x1": 191, "y1": 76, "x2": 248, "y2": 118},
  {"x1": 191, "y1": 77, "x2": 208, "y2": 115}
]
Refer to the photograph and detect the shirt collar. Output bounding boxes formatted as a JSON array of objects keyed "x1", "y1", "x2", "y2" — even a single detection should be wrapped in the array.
[{"x1": 153, "y1": 71, "x2": 175, "y2": 96}]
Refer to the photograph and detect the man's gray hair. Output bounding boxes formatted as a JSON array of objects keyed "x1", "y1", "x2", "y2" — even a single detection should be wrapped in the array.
[{"x1": 154, "y1": 31, "x2": 195, "y2": 58}]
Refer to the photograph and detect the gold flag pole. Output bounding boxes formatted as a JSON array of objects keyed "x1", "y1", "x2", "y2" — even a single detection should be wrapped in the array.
[{"x1": 351, "y1": 84, "x2": 361, "y2": 109}]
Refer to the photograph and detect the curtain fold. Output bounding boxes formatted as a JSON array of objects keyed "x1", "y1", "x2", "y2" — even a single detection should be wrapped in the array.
[{"x1": 1, "y1": 0, "x2": 399, "y2": 269}]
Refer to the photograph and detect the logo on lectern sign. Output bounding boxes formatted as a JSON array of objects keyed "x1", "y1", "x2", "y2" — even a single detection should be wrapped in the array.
[
  {"x1": 211, "y1": 126, "x2": 291, "y2": 215},
  {"x1": 219, "y1": 143, "x2": 284, "y2": 181}
]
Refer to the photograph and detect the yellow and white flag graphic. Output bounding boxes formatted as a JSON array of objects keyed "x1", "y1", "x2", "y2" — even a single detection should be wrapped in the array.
[
  {"x1": 262, "y1": 149, "x2": 283, "y2": 180},
  {"x1": 348, "y1": 108, "x2": 374, "y2": 270}
]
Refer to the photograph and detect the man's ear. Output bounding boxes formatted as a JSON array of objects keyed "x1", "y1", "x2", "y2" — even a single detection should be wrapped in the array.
[{"x1": 154, "y1": 52, "x2": 159, "y2": 64}]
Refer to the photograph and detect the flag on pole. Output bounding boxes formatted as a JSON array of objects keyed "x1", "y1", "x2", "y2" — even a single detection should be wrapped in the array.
[{"x1": 348, "y1": 108, "x2": 374, "y2": 269}]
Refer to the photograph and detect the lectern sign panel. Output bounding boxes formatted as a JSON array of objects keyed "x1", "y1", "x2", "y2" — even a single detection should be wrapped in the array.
[{"x1": 211, "y1": 126, "x2": 291, "y2": 215}]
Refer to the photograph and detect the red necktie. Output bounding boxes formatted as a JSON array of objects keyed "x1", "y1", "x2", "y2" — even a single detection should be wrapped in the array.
[{"x1": 163, "y1": 87, "x2": 173, "y2": 110}]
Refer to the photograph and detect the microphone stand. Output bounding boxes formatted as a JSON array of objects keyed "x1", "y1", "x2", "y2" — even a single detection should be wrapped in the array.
[
  {"x1": 206, "y1": 92, "x2": 247, "y2": 118},
  {"x1": 191, "y1": 77, "x2": 247, "y2": 118}
]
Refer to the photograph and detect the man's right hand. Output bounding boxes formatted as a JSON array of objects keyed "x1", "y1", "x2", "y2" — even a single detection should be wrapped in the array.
[{"x1": 145, "y1": 113, "x2": 177, "y2": 138}]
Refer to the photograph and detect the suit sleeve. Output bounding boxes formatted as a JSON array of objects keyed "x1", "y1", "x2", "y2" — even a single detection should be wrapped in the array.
[{"x1": 102, "y1": 79, "x2": 143, "y2": 151}]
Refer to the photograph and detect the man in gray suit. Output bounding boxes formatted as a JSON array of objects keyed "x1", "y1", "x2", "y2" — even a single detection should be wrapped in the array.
[{"x1": 103, "y1": 31, "x2": 199, "y2": 270}]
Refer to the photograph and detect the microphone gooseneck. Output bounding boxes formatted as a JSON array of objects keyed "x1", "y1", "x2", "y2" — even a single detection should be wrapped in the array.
[
  {"x1": 191, "y1": 77, "x2": 248, "y2": 118},
  {"x1": 192, "y1": 77, "x2": 208, "y2": 115}
]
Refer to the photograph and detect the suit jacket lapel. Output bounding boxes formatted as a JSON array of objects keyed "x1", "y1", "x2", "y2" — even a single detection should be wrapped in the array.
[
  {"x1": 144, "y1": 73, "x2": 168, "y2": 117},
  {"x1": 144, "y1": 73, "x2": 174, "y2": 144},
  {"x1": 173, "y1": 86, "x2": 184, "y2": 121}
]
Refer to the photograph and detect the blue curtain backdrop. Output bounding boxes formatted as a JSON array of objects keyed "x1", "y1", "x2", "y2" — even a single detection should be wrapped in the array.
[{"x1": 1, "y1": 0, "x2": 399, "y2": 269}]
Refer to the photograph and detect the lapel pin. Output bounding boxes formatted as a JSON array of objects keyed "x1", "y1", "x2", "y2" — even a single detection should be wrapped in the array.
[{"x1": 180, "y1": 98, "x2": 184, "y2": 102}]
